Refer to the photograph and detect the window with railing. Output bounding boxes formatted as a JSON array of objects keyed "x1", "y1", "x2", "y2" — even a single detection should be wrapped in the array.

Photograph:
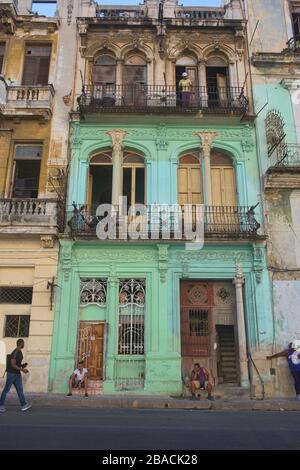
[
  {"x1": 4, "y1": 315, "x2": 30, "y2": 337},
  {"x1": 118, "y1": 279, "x2": 145, "y2": 355},
  {"x1": 11, "y1": 144, "x2": 42, "y2": 198}
]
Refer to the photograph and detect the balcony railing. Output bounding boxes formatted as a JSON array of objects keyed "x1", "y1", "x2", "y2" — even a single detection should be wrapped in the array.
[
  {"x1": 286, "y1": 36, "x2": 300, "y2": 52},
  {"x1": 267, "y1": 143, "x2": 300, "y2": 170},
  {"x1": 79, "y1": 84, "x2": 248, "y2": 115},
  {"x1": 175, "y1": 8, "x2": 224, "y2": 20},
  {"x1": 4, "y1": 84, "x2": 55, "y2": 118},
  {"x1": 95, "y1": 8, "x2": 147, "y2": 21},
  {"x1": 67, "y1": 205, "x2": 260, "y2": 239},
  {"x1": 0, "y1": 199, "x2": 62, "y2": 235}
]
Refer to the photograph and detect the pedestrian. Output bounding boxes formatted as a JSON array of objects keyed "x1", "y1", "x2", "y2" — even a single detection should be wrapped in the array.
[
  {"x1": 267, "y1": 340, "x2": 300, "y2": 400},
  {"x1": 0, "y1": 338, "x2": 32, "y2": 412}
]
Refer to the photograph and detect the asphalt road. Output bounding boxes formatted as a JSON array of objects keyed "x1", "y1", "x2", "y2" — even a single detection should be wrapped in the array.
[{"x1": 0, "y1": 408, "x2": 299, "y2": 450}]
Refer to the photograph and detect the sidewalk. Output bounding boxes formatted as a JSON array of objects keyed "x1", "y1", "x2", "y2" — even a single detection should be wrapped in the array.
[{"x1": 2, "y1": 393, "x2": 300, "y2": 411}]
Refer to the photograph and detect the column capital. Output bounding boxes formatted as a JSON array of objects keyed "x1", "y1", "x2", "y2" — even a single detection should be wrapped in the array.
[
  {"x1": 106, "y1": 129, "x2": 128, "y2": 152},
  {"x1": 193, "y1": 130, "x2": 219, "y2": 156},
  {"x1": 233, "y1": 262, "x2": 245, "y2": 286}
]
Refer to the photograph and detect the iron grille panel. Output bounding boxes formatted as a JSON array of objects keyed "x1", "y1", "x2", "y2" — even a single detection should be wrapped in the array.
[
  {"x1": 4, "y1": 315, "x2": 30, "y2": 337},
  {"x1": 0, "y1": 287, "x2": 33, "y2": 304}
]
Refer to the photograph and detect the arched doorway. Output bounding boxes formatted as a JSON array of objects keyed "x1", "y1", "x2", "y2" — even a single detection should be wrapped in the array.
[
  {"x1": 176, "y1": 55, "x2": 198, "y2": 107},
  {"x1": 206, "y1": 55, "x2": 229, "y2": 106},
  {"x1": 123, "y1": 55, "x2": 147, "y2": 107}
]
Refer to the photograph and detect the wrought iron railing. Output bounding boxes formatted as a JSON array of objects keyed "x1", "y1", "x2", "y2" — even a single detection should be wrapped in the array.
[
  {"x1": 287, "y1": 36, "x2": 300, "y2": 52},
  {"x1": 78, "y1": 84, "x2": 248, "y2": 114},
  {"x1": 67, "y1": 204, "x2": 260, "y2": 239},
  {"x1": 114, "y1": 357, "x2": 145, "y2": 391},
  {"x1": 267, "y1": 143, "x2": 300, "y2": 169}
]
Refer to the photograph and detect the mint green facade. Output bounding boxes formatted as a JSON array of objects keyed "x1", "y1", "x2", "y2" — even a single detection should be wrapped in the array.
[{"x1": 48, "y1": 122, "x2": 274, "y2": 395}]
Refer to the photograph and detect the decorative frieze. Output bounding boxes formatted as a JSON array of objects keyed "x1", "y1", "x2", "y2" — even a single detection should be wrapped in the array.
[{"x1": 171, "y1": 251, "x2": 253, "y2": 262}]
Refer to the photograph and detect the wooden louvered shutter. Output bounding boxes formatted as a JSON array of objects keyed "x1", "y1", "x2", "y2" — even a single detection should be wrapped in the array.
[
  {"x1": 22, "y1": 57, "x2": 38, "y2": 85},
  {"x1": 37, "y1": 57, "x2": 50, "y2": 85}
]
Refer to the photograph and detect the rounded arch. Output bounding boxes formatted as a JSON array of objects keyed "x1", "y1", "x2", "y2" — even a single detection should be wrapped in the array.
[
  {"x1": 90, "y1": 149, "x2": 113, "y2": 165},
  {"x1": 211, "y1": 142, "x2": 241, "y2": 165},
  {"x1": 202, "y1": 44, "x2": 235, "y2": 63},
  {"x1": 120, "y1": 43, "x2": 154, "y2": 62},
  {"x1": 85, "y1": 43, "x2": 121, "y2": 60},
  {"x1": 211, "y1": 150, "x2": 234, "y2": 166},
  {"x1": 169, "y1": 44, "x2": 203, "y2": 62},
  {"x1": 179, "y1": 152, "x2": 201, "y2": 165}
]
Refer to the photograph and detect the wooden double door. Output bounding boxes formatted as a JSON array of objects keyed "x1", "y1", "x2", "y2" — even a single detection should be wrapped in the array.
[{"x1": 77, "y1": 322, "x2": 105, "y2": 379}]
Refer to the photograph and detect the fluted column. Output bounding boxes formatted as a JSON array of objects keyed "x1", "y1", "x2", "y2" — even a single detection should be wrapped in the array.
[
  {"x1": 233, "y1": 263, "x2": 249, "y2": 387},
  {"x1": 193, "y1": 131, "x2": 219, "y2": 205},
  {"x1": 106, "y1": 129, "x2": 128, "y2": 205}
]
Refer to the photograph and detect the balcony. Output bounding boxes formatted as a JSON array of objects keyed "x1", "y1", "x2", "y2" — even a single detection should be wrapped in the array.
[
  {"x1": 95, "y1": 7, "x2": 148, "y2": 22},
  {"x1": 67, "y1": 205, "x2": 260, "y2": 240},
  {"x1": 1, "y1": 81, "x2": 55, "y2": 119},
  {"x1": 0, "y1": 199, "x2": 63, "y2": 235},
  {"x1": 286, "y1": 36, "x2": 300, "y2": 53},
  {"x1": 267, "y1": 143, "x2": 300, "y2": 170},
  {"x1": 175, "y1": 7, "x2": 225, "y2": 21},
  {"x1": 78, "y1": 84, "x2": 248, "y2": 116}
]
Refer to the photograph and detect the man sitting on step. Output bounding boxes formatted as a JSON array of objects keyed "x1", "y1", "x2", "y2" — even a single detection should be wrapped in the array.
[
  {"x1": 190, "y1": 363, "x2": 214, "y2": 401},
  {"x1": 67, "y1": 361, "x2": 88, "y2": 397}
]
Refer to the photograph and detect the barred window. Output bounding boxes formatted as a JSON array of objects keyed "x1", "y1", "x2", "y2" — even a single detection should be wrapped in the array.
[
  {"x1": 0, "y1": 287, "x2": 33, "y2": 304},
  {"x1": 4, "y1": 315, "x2": 30, "y2": 337},
  {"x1": 118, "y1": 279, "x2": 145, "y2": 355}
]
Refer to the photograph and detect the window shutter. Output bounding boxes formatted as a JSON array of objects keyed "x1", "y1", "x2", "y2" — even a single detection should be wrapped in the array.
[
  {"x1": 37, "y1": 57, "x2": 50, "y2": 85},
  {"x1": 22, "y1": 57, "x2": 38, "y2": 85}
]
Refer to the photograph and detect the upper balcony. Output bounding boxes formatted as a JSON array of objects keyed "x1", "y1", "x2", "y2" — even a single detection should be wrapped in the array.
[
  {"x1": 265, "y1": 143, "x2": 300, "y2": 189},
  {"x1": 0, "y1": 78, "x2": 55, "y2": 120},
  {"x1": 0, "y1": 199, "x2": 63, "y2": 236},
  {"x1": 67, "y1": 204, "x2": 261, "y2": 241},
  {"x1": 286, "y1": 36, "x2": 300, "y2": 53},
  {"x1": 78, "y1": 84, "x2": 248, "y2": 117}
]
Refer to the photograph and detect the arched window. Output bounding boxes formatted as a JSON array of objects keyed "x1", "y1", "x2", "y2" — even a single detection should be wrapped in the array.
[
  {"x1": 88, "y1": 150, "x2": 113, "y2": 209},
  {"x1": 93, "y1": 54, "x2": 116, "y2": 84},
  {"x1": 211, "y1": 151, "x2": 237, "y2": 206},
  {"x1": 206, "y1": 55, "x2": 229, "y2": 104},
  {"x1": 123, "y1": 55, "x2": 147, "y2": 106},
  {"x1": 178, "y1": 152, "x2": 202, "y2": 205},
  {"x1": 122, "y1": 150, "x2": 145, "y2": 207}
]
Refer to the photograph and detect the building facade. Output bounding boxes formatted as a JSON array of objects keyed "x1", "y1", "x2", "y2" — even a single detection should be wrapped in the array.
[
  {"x1": 0, "y1": 0, "x2": 67, "y2": 392},
  {"x1": 48, "y1": 0, "x2": 274, "y2": 397},
  {"x1": 245, "y1": 0, "x2": 300, "y2": 396}
]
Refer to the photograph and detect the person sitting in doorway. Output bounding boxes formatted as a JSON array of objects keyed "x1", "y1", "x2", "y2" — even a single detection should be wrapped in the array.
[
  {"x1": 67, "y1": 361, "x2": 88, "y2": 397},
  {"x1": 190, "y1": 363, "x2": 214, "y2": 400}
]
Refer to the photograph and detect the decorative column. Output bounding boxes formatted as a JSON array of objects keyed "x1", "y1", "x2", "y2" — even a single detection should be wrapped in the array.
[
  {"x1": 106, "y1": 129, "x2": 128, "y2": 205},
  {"x1": 233, "y1": 263, "x2": 249, "y2": 388},
  {"x1": 193, "y1": 131, "x2": 219, "y2": 205}
]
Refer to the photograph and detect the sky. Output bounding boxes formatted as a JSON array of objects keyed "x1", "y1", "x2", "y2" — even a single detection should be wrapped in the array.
[{"x1": 32, "y1": 0, "x2": 222, "y2": 17}]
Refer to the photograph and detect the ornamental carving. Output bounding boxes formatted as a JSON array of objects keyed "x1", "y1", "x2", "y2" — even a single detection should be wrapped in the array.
[
  {"x1": 172, "y1": 251, "x2": 253, "y2": 262},
  {"x1": 119, "y1": 279, "x2": 146, "y2": 306},
  {"x1": 80, "y1": 279, "x2": 107, "y2": 305},
  {"x1": 213, "y1": 283, "x2": 235, "y2": 306},
  {"x1": 188, "y1": 283, "x2": 209, "y2": 306},
  {"x1": 76, "y1": 250, "x2": 157, "y2": 262}
]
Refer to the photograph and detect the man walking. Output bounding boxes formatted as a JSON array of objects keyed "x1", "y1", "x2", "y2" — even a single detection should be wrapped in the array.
[{"x1": 0, "y1": 338, "x2": 32, "y2": 412}]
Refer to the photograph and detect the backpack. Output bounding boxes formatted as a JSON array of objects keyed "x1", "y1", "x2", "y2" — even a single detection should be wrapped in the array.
[{"x1": 3, "y1": 352, "x2": 13, "y2": 377}]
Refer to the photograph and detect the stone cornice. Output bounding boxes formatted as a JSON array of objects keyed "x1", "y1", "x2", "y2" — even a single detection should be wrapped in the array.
[{"x1": 252, "y1": 52, "x2": 300, "y2": 67}]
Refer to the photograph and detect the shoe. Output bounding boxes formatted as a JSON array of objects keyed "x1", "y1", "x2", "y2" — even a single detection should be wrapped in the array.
[
  {"x1": 21, "y1": 403, "x2": 32, "y2": 412},
  {"x1": 0, "y1": 406, "x2": 6, "y2": 412},
  {"x1": 66, "y1": 393, "x2": 72, "y2": 397},
  {"x1": 207, "y1": 396, "x2": 215, "y2": 401},
  {"x1": 297, "y1": 394, "x2": 300, "y2": 401},
  {"x1": 85, "y1": 393, "x2": 88, "y2": 398}
]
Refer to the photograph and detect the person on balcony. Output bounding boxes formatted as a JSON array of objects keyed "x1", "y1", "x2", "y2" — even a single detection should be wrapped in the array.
[
  {"x1": 190, "y1": 363, "x2": 214, "y2": 400},
  {"x1": 67, "y1": 361, "x2": 88, "y2": 398},
  {"x1": 179, "y1": 72, "x2": 193, "y2": 107}
]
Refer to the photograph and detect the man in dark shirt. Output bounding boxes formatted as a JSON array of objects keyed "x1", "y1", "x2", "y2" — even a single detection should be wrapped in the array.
[{"x1": 0, "y1": 338, "x2": 31, "y2": 412}]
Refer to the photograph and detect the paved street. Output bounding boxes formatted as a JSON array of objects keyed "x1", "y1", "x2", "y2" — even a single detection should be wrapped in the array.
[{"x1": 0, "y1": 408, "x2": 299, "y2": 450}]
